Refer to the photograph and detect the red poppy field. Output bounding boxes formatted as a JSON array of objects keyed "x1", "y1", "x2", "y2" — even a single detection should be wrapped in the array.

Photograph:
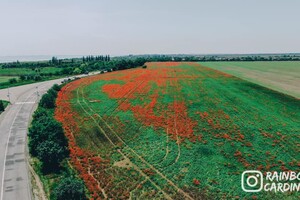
[{"x1": 55, "y1": 62, "x2": 300, "y2": 199}]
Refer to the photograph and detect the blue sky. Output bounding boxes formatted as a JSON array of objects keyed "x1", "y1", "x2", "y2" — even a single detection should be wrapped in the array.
[{"x1": 0, "y1": 0, "x2": 299, "y2": 56}]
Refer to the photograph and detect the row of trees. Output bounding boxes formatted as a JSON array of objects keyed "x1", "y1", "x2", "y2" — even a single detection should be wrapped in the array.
[
  {"x1": 118, "y1": 54, "x2": 300, "y2": 62},
  {"x1": 6, "y1": 53, "x2": 299, "y2": 88},
  {"x1": 0, "y1": 100, "x2": 5, "y2": 112},
  {"x1": 28, "y1": 84, "x2": 86, "y2": 200},
  {"x1": 82, "y1": 55, "x2": 110, "y2": 62},
  {"x1": 2, "y1": 54, "x2": 300, "y2": 70},
  {"x1": 29, "y1": 84, "x2": 68, "y2": 170}
]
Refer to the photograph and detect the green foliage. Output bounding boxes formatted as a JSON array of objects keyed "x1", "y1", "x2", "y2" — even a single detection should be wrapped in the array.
[
  {"x1": 28, "y1": 114, "x2": 67, "y2": 157},
  {"x1": 36, "y1": 140, "x2": 68, "y2": 171},
  {"x1": 29, "y1": 84, "x2": 69, "y2": 173},
  {"x1": 73, "y1": 67, "x2": 82, "y2": 74},
  {"x1": 0, "y1": 100, "x2": 4, "y2": 112},
  {"x1": 52, "y1": 84, "x2": 61, "y2": 92},
  {"x1": 53, "y1": 177, "x2": 86, "y2": 200},
  {"x1": 34, "y1": 75, "x2": 42, "y2": 81},
  {"x1": 8, "y1": 78, "x2": 17, "y2": 84},
  {"x1": 39, "y1": 93, "x2": 56, "y2": 108},
  {"x1": 48, "y1": 88, "x2": 58, "y2": 98},
  {"x1": 39, "y1": 86, "x2": 60, "y2": 109}
]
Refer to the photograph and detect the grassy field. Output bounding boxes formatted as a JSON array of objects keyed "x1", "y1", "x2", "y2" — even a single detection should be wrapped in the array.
[
  {"x1": 55, "y1": 62, "x2": 300, "y2": 199},
  {"x1": 0, "y1": 67, "x2": 63, "y2": 88},
  {"x1": 0, "y1": 76, "x2": 18, "y2": 83},
  {"x1": 201, "y1": 61, "x2": 300, "y2": 98},
  {"x1": 0, "y1": 67, "x2": 62, "y2": 76}
]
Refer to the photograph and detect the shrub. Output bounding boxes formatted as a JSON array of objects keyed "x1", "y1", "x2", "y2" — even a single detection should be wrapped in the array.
[
  {"x1": 48, "y1": 88, "x2": 58, "y2": 98},
  {"x1": 34, "y1": 75, "x2": 42, "y2": 81},
  {"x1": 28, "y1": 116, "x2": 68, "y2": 157},
  {"x1": 0, "y1": 101, "x2": 4, "y2": 112},
  {"x1": 9, "y1": 78, "x2": 17, "y2": 84},
  {"x1": 52, "y1": 84, "x2": 61, "y2": 92},
  {"x1": 53, "y1": 177, "x2": 87, "y2": 200},
  {"x1": 19, "y1": 75, "x2": 26, "y2": 81},
  {"x1": 36, "y1": 140, "x2": 68, "y2": 171},
  {"x1": 39, "y1": 93, "x2": 56, "y2": 108}
]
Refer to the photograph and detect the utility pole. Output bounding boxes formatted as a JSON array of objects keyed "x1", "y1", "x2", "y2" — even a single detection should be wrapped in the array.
[
  {"x1": 36, "y1": 86, "x2": 39, "y2": 98},
  {"x1": 7, "y1": 88, "x2": 11, "y2": 103}
]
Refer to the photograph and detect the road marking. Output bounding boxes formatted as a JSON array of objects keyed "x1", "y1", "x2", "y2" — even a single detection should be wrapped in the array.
[
  {"x1": 15, "y1": 102, "x2": 35, "y2": 105},
  {"x1": 0, "y1": 92, "x2": 35, "y2": 200},
  {"x1": 1, "y1": 104, "x2": 24, "y2": 200}
]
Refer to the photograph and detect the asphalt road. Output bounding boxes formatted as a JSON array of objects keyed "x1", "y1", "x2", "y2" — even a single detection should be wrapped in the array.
[
  {"x1": 0, "y1": 79, "x2": 67, "y2": 200},
  {"x1": 0, "y1": 79, "x2": 64, "y2": 200},
  {"x1": 0, "y1": 73, "x2": 94, "y2": 200}
]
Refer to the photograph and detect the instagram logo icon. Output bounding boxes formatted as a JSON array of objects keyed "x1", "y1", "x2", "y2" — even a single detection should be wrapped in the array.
[{"x1": 241, "y1": 170, "x2": 263, "y2": 192}]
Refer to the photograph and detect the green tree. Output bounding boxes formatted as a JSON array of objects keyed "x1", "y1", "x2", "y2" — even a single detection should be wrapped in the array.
[
  {"x1": 53, "y1": 177, "x2": 86, "y2": 200},
  {"x1": 48, "y1": 88, "x2": 58, "y2": 98},
  {"x1": 28, "y1": 117, "x2": 68, "y2": 157},
  {"x1": 39, "y1": 93, "x2": 55, "y2": 108},
  {"x1": 36, "y1": 140, "x2": 68, "y2": 171},
  {"x1": 19, "y1": 75, "x2": 26, "y2": 81},
  {"x1": 52, "y1": 84, "x2": 61, "y2": 92},
  {"x1": 0, "y1": 101, "x2": 4, "y2": 112},
  {"x1": 73, "y1": 67, "x2": 82, "y2": 74},
  {"x1": 9, "y1": 78, "x2": 17, "y2": 84}
]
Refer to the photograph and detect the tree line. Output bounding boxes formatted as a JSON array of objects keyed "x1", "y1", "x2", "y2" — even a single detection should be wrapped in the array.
[
  {"x1": 2, "y1": 53, "x2": 299, "y2": 88},
  {"x1": 28, "y1": 84, "x2": 86, "y2": 200}
]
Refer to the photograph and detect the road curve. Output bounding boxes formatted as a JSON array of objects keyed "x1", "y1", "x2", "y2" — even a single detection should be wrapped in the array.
[
  {"x1": 0, "y1": 79, "x2": 65, "y2": 200},
  {"x1": 0, "y1": 72, "x2": 99, "y2": 200},
  {"x1": 0, "y1": 73, "x2": 94, "y2": 200}
]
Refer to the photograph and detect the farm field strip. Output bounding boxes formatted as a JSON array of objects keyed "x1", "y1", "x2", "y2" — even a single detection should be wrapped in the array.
[
  {"x1": 0, "y1": 76, "x2": 18, "y2": 83},
  {"x1": 201, "y1": 61, "x2": 300, "y2": 98},
  {"x1": 0, "y1": 67, "x2": 62, "y2": 76},
  {"x1": 55, "y1": 62, "x2": 300, "y2": 199}
]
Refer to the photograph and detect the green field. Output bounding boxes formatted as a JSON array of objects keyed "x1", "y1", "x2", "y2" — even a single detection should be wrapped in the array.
[
  {"x1": 201, "y1": 61, "x2": 300, "y2": 98},
  {"x1": 0, "y1": 76, "x2": 18, "y2": 83},
  {"x1": 0, "y1": 67, "x2": 62, "y2": 76},
  {"x1": 0, "y1": 67, "x2": 64, "y2": 89},
  {"x1": 56, "y1": 62, "x2": 300, "y2": 199}
]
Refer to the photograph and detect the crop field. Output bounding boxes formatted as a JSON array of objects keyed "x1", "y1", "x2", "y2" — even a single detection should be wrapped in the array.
[
  {"x1": 55, "y1": 62, "x2": 300, "y2": 199},
  {"x1": 201, "y1": 61, "x2": 300, "y2": 98}
]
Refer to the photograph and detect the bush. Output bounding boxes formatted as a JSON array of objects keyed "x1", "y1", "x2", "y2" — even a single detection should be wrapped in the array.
[
  {"x1": 0, "y1": 101, "x2": 4, "y2": 112},
  {"x1": 19, "y1": 75, "x2": 26, "y2": 81},
  {"x1": 28, "y1": 83, "x2": 69, "y2": 175},
  {"x1": 34, "y1": 75, "x2": 42, "y2": 81},
  {"x1": 28, "y1": 116, "x2": 68, "y2": 157},
  {"x1": 32, "y1": 107, "x2": 49, "y2": 119},
  {"x1": 48, "y1": 88, "x2": 58, "y2": 98},
  {"x1": 39, "y1": 85, "x2": 61, "y2": 108},
  {"x1": 52, "y1": 84, "x2": 61, "y2": 92},
  {"x1": 53, "y1": 177, "x2": 86, "y2": 200},
  {"x1": 9, "y1": 78, "x2": 17, "y2": 84},
  {"x1": 36, "y1": 140, "x2": 68, "y2": 171},
  {"x1": 39, "y1": 93, "x2": 56, "y2": 108}
]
